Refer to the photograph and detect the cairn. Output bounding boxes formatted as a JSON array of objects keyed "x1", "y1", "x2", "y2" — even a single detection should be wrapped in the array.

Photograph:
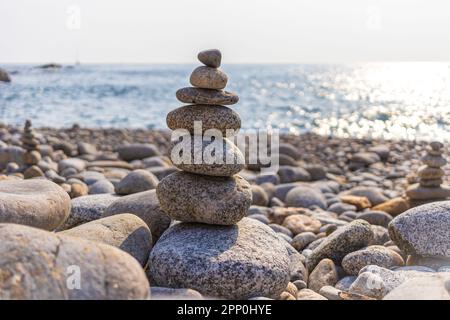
[
  {"x1": 21, "y1": 120, "x2": 41, "y2": 166},
  {"x1": 149, "y1": 49, "x2": 290, "y2": 299},
  {"x1": 406, "y1": 141, "x2": 450, "y2": 201},
  {"x1": 160, "y1": 48, "x2": 249, "y2": 225}
]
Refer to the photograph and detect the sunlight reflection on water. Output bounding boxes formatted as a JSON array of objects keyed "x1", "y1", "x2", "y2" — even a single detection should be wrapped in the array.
[{"x1": 1, "y1": 62, "x2": 449, "y2": 141}]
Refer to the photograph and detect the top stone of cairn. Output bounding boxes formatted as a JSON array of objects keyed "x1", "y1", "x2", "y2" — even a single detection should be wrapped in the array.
[{"x1": 198, "y1": 49, "x2": 222, "y2": 68}]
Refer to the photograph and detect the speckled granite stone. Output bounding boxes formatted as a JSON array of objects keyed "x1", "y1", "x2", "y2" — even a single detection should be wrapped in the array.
[
  {"x1": 148, "y1": 217, "x2": 290, "y2": 299},
  {"x1": 167, "y1": 104, "x2": 241, "y2": 135},
  {"x1": 190, "y1": 66, "x2": 228, "y2": 89},
  {"x1": 176, "y1": 87, "x2": 238, "y2": 105},
  {"x1": 56, "y1": 193, "x2": 119, "y2": 231},
  {"x1": 388, "y1": 201, "x2": 450, "y2": 258},
  {"x1": 169, "y1": 136, "x2": 245, "y2": 177},
  {"x1": 306, "y1": 220, "x2": 374, "y2": 271},
  {"x1": 308, "y1": 258, "x2": 338, "y2": 293},
  {"x1": 157, "y1": 171, "x2": 252, "y2": 225},
  {"x1": 342, "y1": 245, "x2": 405, "y2": 275}
]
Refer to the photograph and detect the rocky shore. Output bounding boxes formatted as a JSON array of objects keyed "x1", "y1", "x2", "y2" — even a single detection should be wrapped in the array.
[
  {"x1": 0, "y1": 50, "x2": 449, "y2": 300},
  {"x1": 0, "y1": 121, "x2": 449, "y2": 300}
]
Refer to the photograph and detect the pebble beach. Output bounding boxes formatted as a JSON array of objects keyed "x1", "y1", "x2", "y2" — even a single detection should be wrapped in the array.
[{"x1": 0, "y1": 49, "x2": 449, "y2": 300}]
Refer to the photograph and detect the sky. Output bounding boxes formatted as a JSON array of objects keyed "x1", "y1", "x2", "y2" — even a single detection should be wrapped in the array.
[{"x1": 1, "y1": 0, "x2": 450, "y2": 63}]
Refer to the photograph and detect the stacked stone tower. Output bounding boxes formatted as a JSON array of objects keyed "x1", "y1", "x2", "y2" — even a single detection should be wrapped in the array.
[
  {"x1": 149, "y1": 50, "x2": 290, "y2": 299},
  {"x1": 21, "y1": 120, "x2": 41, "y2": 166},
  {"x1": 159, "y1": 49, "x2": 250, "y2": 225},
  {"x1": 406, "y1": 141, "x2": 450, "y2": 200}
]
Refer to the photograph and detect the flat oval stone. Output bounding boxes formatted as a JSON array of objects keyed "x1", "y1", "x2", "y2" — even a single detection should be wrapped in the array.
[
  {"x1": 0, "y1": 223, "x2": 149, "y2": 299},
  {"x1": 115, "y1": 169, "x2": 159, "y2": 195},
  {"x1": 87, "y1": 160, "x2": 133, "y2": 170},
  {"x1": 285, "y1": 186, "x2": 327, "y2": 209},
  {"x1": 116, "y1": 143, "x2": 161, "y2": 161},
  {"x1": 282, "y1": 214, "x2": 322, "y2": 235},
  {"x1": 88, "y1": 179, "x2": 115, "y2": 194},
  {"x1": 422, "y1": 154, "x2": 447, "y2": 168},
  {"x1": 176, "y1": 87, "x2": 238, "y2": 105},
  {"x1": 157, "y1": 171, "x2": 252, "y2": 225},
  {"x1": 167, "y1": 104, "x2": 241, "y2": 135},
  {"x1": 0, "y1": 179, "x2": 71, "y2": 231},
  {"x1": 169, "y1": 135, "x2": 245, "y2": 177},
  {"x1": 190, "y1": 66, "x2": 228, "y2": 89},
  {"x1": 198, "y1": 49, "x2": 222, "y2": 68},
  {"x1": 418, "y1": 166, "x2": 444, "y2": 179},
  {"x1": 59, "y1": 213, "x2": 152, "y2": 266},
  {"x1": 406, "y1": 183, "x2": 450, "y2": 199},
  {"x1": 58, "y1": 157, "x2": 86, "y2": 172},
  {"x1": 419, "y1": 178, "x2": 443, "y2": 187},
  {"x1": 148, "y1": 217, "x2": 290, "y2": 299}
]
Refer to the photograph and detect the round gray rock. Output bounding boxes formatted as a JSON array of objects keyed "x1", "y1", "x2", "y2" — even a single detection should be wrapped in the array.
[
  {"x1": 190, "y1": 66, "x2": 228, "y2": 89},
  {"x1": 88, "y1": 179, "x2": 115, "y2": 194},
  {"x1": 148, "y1": 217, "x2": 290, "y2": 299},
  {"x1": 0, "y1": 223, "x2": 149, "y2": 299},
  {"x1": 167, "y1": 104, "x2": 241, "y2": 135},
  {"x1": 342, "y1": 245, "x2": 405, "y2": 275},
  {"x1": 59, "y1": 213, "x2": 152, "y2": 266},
  {"x1": 58, "y1": 158, "x2": 86, "y2": 172},
  {"x1": 278, "y1": 166, "x2": 311, "y2": 183},
  {"x1": 0, "y1": 179, "x2": 71, "y2": 231},
  {"x1": 169, "y1": 136, "x2": 245, "y2": 177},
  {"x1": 306, "y1": 219, "x2": 374, "y2": 271},
  {"x1": 115, "y1": 169, "x2": 159, "y2": 195},
  {"x1": 285, "y1": 186, "x2": 327, "y2": 209},
  {"x1": 388, "y1": 201, "x2": 450, "y2": 258},
  {"x1": 176, "y1": 87, "x2": 238, "y2": 105},
  {"x1": 157, "y1": 171, "x2": 252, "y2": 225},
  {"x1": 197, "y1": 49, "x2": 222, "y2": 68}
]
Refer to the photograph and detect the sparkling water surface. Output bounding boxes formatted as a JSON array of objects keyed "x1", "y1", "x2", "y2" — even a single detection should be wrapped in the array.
[{"x1": 1, "y1": 63, "x2": 450, "y2": 141}]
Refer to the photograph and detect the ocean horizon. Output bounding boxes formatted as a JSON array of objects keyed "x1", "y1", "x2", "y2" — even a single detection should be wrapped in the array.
[{"x1": 1, "y1": 62, "x2": 450, "y2": 141}]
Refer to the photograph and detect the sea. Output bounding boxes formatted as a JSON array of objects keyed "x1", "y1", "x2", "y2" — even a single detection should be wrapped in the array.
[{"x1": 1, "y1": 62, "x2": 450, "y2": 141}]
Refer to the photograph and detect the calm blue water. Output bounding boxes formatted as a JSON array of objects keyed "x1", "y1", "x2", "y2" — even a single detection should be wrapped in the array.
[{"x1": 1, "y1": 63, "x2": 450, "y2": 140}]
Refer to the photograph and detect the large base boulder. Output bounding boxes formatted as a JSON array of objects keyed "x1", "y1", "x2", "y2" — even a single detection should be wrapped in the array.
[{"x1": 148, "y1": 217, "x2": 290, "y2": 299}]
